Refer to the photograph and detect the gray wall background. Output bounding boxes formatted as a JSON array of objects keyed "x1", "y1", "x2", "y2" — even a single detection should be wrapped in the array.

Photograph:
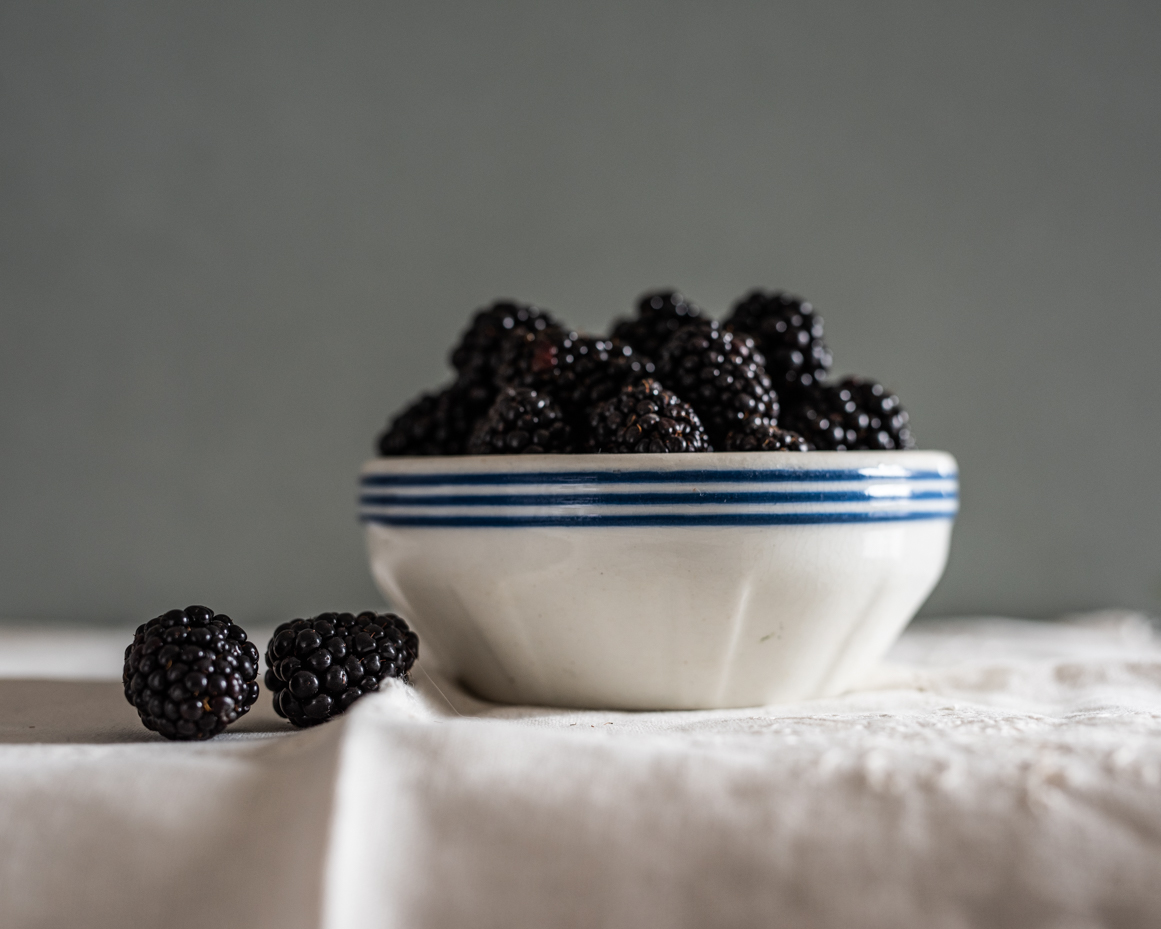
[{"x1": 2, "y1": 1, "x2": 1159, "y2": 627}]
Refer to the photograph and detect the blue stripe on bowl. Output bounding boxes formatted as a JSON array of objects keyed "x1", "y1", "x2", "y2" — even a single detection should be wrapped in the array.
[
  {"x1": 360, "y1": 509, "x2": 956, "y2": 528},
  {"x1": 359, "y1": 465, "x2": 958, "y2": 528},
  {"x1": 360, "y1": 467, "x2": 956, "y2": 487},
  {"x1": 359, "y1": 488, "x2": 958, "y2": 508}
]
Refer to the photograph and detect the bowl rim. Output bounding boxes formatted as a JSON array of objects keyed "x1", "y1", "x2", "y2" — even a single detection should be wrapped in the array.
[{"x1": 361, "y1": 449, "x2": 958, "y2": 478}]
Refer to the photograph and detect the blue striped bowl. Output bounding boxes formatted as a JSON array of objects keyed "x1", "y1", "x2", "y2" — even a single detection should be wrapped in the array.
[{"x1": 361, "y1": 450, "x2": 958, "y2": 709}]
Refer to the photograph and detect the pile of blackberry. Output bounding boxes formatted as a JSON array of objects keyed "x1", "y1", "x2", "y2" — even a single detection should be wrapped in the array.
[
  {"x1": 377, "y1": 287, "x2": 915, "y2": 455},
  {"x1": 122, "y1": 606, "x2": 260, "y2": 741},
  {"x1": 264, "y1": 611, "x2": 418, "y2": 727},
  {"x1": 122, "y1": 606, "x2": 422, "y2": 740}
]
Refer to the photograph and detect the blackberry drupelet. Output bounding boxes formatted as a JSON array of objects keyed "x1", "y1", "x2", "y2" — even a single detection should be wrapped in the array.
[
  {"x1": 377, "y1": 380, "x2": 488, "y2": 456},
  {"x1": 610, "y1": 290, "x2": 702, "y2": 361},
  {"x1": 782, "y1": 377, "x2": 915, "y2": 450},
  {"x1": 726, "y1": 290, "x2": 832, "y2": 393},
  {"x1": 450, "y1": 300, "x2": 558, "y2": 389},
  {"x1": 724, "y1": 417, "x2": 812, "y2": 452},
  {"x1": 588, "y1": 379, "x2": 711, "y2": 453},
  {"x1": 467, "y1": 386, "x2": 573, "y2": 454},
  {"x1": 264, "y1": 611, "x2": 419, "y2": 727},
  {"x1": 122, "y1": 606, "x2": 261, "y2": 741},
  {"x1": 655, "y1": 320, "x2": 779, "y2": 448}
]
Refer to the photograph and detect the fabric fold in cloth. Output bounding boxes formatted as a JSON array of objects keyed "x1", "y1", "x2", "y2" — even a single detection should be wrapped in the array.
[{"x1": 1, "y1": 613, "x2": 1160, "y2": 928}]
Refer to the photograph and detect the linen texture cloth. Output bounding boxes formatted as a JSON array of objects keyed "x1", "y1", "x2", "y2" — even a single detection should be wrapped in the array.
[{"x1": 1, "y1": 613, "x2": 1159, "y2": 928}]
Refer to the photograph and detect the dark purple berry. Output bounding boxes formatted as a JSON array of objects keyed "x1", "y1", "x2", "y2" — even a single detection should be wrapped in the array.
[
  {"x1": 263, "y1": 612, "x2": 418, "y2": 728},
  {"x1": 121, "y1": 606, "x2": 260, "y2": 741},
  {"x1": 495, "y1": 327, "x2": 653, "y2": 445},
  {"x1": 588, "y1": 379, "x2": 712, "y2": 453},
  {"x1": 724, "y1": 417, "x2": 812, "y2": 452},
  {"x1": 782, "y1": 377, "x2": 915, "y2": 450},
  {"x1": 377, "y1": 381, "x2": 491, "y2": 456},
  {"x1": 467, "y1": 387, "x2": 572, "y2": 454},
  {"x1": 610, "y1": 290, "x2": 703, "y2": 361},
  {"x1": 726, "y1": 290, "x2": 832, "y2": 393},
  {"x1": 656, "y1": 320, "x2": 779, "y2": 448}
]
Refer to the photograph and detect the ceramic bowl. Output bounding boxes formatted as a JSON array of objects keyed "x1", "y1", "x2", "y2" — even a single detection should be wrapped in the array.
[{"x1": 360, "y1": 450, "x2": 958, "y2": 710}]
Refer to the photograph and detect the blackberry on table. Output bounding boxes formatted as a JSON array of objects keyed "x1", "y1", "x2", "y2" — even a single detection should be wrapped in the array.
[
  {"x1": 724, "y1": 417, "x2": 812, "y2": 452},
  {"x1": 122, "y1": 605, "x2": 261, "y2": 741},
  {"x1": 377, "y1": 380, "x2": 488, "y2": 456},
  {"x1": 782, "y1": 377, "x2": 915, "y2": 450},
  {"x1": 610, "y1": 290, "x2": 702, "y2": 361},
  {"x1": 726, "y1": 290, "x2": 832, "y2": 393},
  {"x1": 588, "y1": 379, "x2": 712, "y2": 453},
  {"x1": 655, "y1": 320, "x2": 779, "y2": 448},
  {"x1": 264, "y1": 611, "x2": 418, "y2": 727},
  {"x1": 468, "y1": 386, "x2": 573, "y2": 454}
]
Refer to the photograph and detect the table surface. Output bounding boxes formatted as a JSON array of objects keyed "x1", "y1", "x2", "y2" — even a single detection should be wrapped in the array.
[{"x1": 2, "y1": 613, "x2": 1160, "y2": 929}]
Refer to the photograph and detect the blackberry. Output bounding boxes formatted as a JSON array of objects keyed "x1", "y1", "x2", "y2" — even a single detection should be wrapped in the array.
[
  {"x1": 726, "y1": 290, "x2": 832, "y2": 393},
  {"x1": 467, "y1": 386, "x2": 573, "y2": 454},
  {"x1": 610, "y1": 290, "x2": 703, "y2": 361},
  {"x1": 450, "y1": 299, "x2": 558, "y2": 389},
  {"x1": 264, "y1": 611, "x2": 418, "y2": 727},
  {"x1": 588, "y1": 379, "x2": 711, "y2": 453},
  {"x1": 377, "y1": 380, "x2": 489, "y2": 456},
  {"x1": 782, "y1": 377, "x2": 915, "y2": 450},
  {"x1": 655, "y1": 320, "x2": 779, "y2": 448},
  {"x1": 724, "y1": 417, "x2": 812, "y2": 452},
  {"x1": 498, "y1": 329, "x2": 652, "y2": 408},
  {"x1": 122, "y1": 606, "x2": 260, "y2": 741},
  {"x1": 382, "y1": 300, "x2": 558, "y2": 456},
  {"x1": 378, "y1": 390, "x2": 441, "y2": 456}
]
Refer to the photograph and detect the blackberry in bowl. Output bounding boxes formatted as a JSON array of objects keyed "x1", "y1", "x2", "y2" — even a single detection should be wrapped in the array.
[
  {"x1": 725, "y1": 289, "x2": 832, "y2": 393},
  {"x1": 588, "y1": 379, "x2": 711, "y2": 453},
  {"x1": 782, "y1": 378, "x2": 915, "y2": 451},
  {"x1": 655, "y1": 320, "x2": 779, "y2": 448},
  {"x1": 610, "y1": 289, "x2": 703, "y2": 361},
  {"x1": 723, "y1": 417, "x2": 812, "y2": 452},
  {"x1": 468, "y1": 386, "x2": 573, "y2": 454},
  {"x1": 377, "y1": 380, "x2": 488, "y2": 456}
]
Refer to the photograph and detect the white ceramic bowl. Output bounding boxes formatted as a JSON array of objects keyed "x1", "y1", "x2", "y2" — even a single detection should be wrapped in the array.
[{"x1": 361, "y1": 450, "x2": 958, "y2": 710}]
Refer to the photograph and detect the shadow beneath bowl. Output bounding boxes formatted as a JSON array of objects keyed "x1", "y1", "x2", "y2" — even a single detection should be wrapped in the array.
[{"x1": 0, "y1": 679, "x2": 295, "y2": 743}]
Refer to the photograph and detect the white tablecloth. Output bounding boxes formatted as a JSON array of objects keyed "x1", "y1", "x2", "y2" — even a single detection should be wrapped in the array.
[{"x1": 1, "y1": 613, "x2": 1159, "y2": 929}]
